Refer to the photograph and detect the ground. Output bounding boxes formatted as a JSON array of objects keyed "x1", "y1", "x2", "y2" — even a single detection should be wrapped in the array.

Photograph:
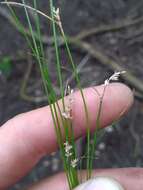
[{"x1": 0, "y1": 0, "x2": 143, "y2": 189}]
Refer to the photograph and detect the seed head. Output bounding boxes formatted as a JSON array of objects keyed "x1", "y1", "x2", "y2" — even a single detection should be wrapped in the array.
[
  {"x1": 64, "y1": 141, "x2": 73, "y2": 158},
  {"x1": 104, "y1": 71, "x2": 126, "y2": 86},
  {"x1": 62, "y1": 112, "x2": 72, "y2": 120},
  {"x1": 71, "y1": 158, "x2": 78, "y2": 168},
  {"x1": 62, "y1": 85, "x2": 74, "y2": 120},
  {"x1": 52, "y1": 7, "x2": 60, "y2": 19},
  {"x1": 52, "y1": 6, "x2": 63, "y2": 30}
]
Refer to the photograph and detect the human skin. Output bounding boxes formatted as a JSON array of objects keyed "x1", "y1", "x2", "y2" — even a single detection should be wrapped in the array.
[{"x1": 0, "y1": 83, "x2": 139, "y2": 190}]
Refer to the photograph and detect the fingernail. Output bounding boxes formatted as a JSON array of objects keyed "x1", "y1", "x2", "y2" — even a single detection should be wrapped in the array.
[{"x1": 74, "y1": 177, "x2": 125, "y2": 190}]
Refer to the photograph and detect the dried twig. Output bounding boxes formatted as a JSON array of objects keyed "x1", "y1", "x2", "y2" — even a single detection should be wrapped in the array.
[
  {"x1": 20, "y1": 54, "x2": 47, "y2": 103},
  {"x1": 74, "y1": 16, "x2": 143, "y2": 41},
  {"x1": 1, "y1": 6, "x2": 143, "y2": 43},
  {"x1": 72, "y1": 40, "x2": 143, "y2": 95}
]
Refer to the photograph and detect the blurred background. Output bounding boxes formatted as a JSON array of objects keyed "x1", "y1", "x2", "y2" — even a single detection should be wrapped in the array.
[{"x1": 0, "y1": 0, "x2": 143, "y2": 189}]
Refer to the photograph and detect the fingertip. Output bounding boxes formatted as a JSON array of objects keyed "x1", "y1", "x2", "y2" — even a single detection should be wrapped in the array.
[
  {"x1": 73, "y1": 83, "x2": 134, "y2": 133},
  {"x1": 108, "y1": 82, "x2": 134, "y2": 109},
  {"x1": 107, "y1": 83, "x2": 134, "y2": 113},
  {"x1": 99, "y1": 83, "x2": 134, "y2": 127}
]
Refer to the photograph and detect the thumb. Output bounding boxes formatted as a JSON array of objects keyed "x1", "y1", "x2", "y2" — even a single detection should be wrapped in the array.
[{"x1": 74, "y1": 177, "x2": 125, "y2": 190}]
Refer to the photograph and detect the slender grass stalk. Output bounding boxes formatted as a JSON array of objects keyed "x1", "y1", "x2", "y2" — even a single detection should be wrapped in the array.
[
  {"x1": 88, "y1": 86, "x2": 106, "y2": 176},
  {"x1": 56, "y1": 14, "x2": 91, "y2": 179},
  {"x1": 49, "y1": 1, "x2": 69, "y2": 141},
  {"x1": 49, "y1": 1, "x2": 79, "y2": 188}
]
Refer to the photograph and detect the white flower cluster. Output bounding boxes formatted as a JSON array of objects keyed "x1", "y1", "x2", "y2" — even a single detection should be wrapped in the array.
[
  {"x1": 71, "y1": 158, "x2": 79, "y2": 168},
  {"x1": 64, "y1": 141, "x2": 72, "y2": 157},
  {"x1": 64, "y1": 141, "x2": 78, "y2": 168},
  {"x1": 104, "y1": 71, "x2": 126, "y2": 86}
]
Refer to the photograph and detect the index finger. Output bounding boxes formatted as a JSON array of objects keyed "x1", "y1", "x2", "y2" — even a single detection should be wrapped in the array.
[{"x1": 0, "y1": 83, "x2": 133, "y2": 189}]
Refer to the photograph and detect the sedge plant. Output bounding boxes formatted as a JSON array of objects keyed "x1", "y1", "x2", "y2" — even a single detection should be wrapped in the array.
[{"x1": 0, "y1": 1, "x2": 126, "y2": 189}]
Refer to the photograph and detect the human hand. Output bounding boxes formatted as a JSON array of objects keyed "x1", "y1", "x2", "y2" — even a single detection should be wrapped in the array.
[{"x1": 0, "y1": 83, "x2": 138, "y2": 190}]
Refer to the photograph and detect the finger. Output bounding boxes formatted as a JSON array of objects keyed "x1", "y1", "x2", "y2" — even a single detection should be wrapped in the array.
[
  {"x1": 28, "y1": 168, "x2": 143, "y2": 190},
  {"x1": 0, "y1": 83, "x2": 133, "y2": 188}
]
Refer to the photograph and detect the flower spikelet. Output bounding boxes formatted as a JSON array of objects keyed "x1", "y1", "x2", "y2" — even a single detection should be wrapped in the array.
[
  {"x1": 62, "y1": 85, "x2": 74, "y2": 120},
  {"x1": 71, "y1": 158, "x2": 78, "y2": 168},
  {"x1": 64, "y1": 141, "x2": 73, "y2": 158},
  {"x1": 104, "y1": 71, "x2": 126, "y2": 86}
]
